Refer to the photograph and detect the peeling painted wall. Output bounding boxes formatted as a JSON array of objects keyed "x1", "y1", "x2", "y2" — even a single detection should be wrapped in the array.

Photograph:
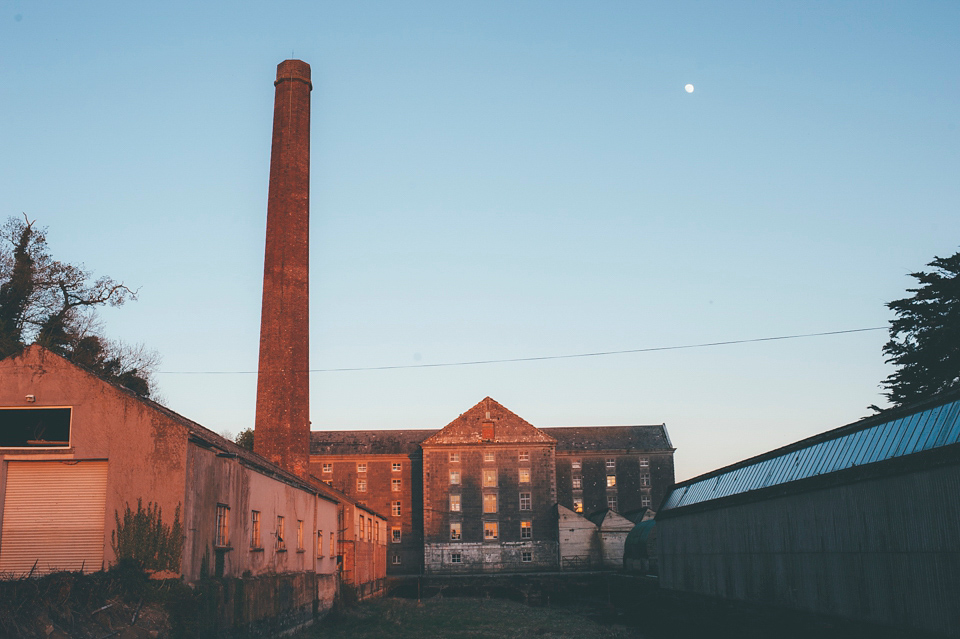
[
  {"x1": 0, "y1": 347, "x2": 188, "y2": 573},
  {"x1": 182, "y1": 443, "x2": 338, "y2": 582}
]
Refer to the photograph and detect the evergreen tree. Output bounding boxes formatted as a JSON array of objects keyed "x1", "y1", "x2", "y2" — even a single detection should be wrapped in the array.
[
  {"x1": 235, "y1": 428, "x2": 254, "y2": 451},
  {"x1": 881, "y1": 250, "x2": 960, "y2": 407}
]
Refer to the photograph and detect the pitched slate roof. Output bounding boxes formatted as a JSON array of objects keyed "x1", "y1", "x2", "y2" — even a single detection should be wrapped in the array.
[
  {"x1": 421, "y1": 397, "x2": 557, "y2": 446},
  {"x1": 309, "y1": 429, "x2": 435, "y2": 455},
  {"x1": 543, "y1": 425, "x2": 674, "y2": 452},
  {"x1": 307, "y1": 401, "x2": 673, "y2": 454}
]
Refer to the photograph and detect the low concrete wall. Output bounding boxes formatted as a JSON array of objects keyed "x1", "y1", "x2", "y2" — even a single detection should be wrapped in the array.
[
  {"x1": 196, "y1": 572, "x2": 335, "y2": 637},
  {"x1": 423, "y1": 541, "x2": 558, "y2": 574}
]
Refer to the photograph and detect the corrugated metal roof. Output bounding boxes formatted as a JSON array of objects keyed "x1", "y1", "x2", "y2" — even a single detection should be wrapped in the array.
[{"x1": 662, "y1": 393, "x2": 960, "y2": 512}]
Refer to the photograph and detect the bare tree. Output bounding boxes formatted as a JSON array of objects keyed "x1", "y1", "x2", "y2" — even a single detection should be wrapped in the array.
[{"x1": 0, "y1": 214, "x2": 158, "y2": 396}]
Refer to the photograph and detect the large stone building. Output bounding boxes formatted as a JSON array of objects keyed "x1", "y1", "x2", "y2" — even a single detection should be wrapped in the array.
[{"x1": 309, "y1": 397, "x2": 675, "y2": 574}]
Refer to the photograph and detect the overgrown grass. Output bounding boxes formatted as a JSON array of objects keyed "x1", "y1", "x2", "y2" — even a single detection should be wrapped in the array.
[{"x1": 313, "y1": 597, "x2": 638, "y2": 639}]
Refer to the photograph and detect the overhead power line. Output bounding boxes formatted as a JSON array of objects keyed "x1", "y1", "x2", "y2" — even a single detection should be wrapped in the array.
[{"x1": 156, "y1": 326, "x2": 887, "y2": 375}]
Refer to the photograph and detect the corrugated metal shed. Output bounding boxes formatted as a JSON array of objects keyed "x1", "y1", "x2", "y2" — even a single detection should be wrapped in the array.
[
  {"x1": 657, "y1": 390, "x2": 960, "y2": 636},
  {"x1": 662, "y1": 394, "x2": 960, "y2": 512}
]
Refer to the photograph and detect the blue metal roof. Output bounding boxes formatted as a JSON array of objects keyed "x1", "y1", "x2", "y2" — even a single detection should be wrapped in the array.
[{"x1": 662, "y1": 396, "x2": 960, "y2": 512}]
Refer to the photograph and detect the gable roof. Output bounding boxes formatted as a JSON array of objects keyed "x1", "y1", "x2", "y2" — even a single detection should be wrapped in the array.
[
  {"x1": 2, "y1": 345, "x2": 329, "y2": 499},
  {"x1": 588, "y1": 508, "x2": 636, "y2": 531},
  {"x1": 544, "y1": 425, "x2": 674, "y2": 452},
  {"x1": 421, "y1": 397, "x2": 556, "y2": 446}
]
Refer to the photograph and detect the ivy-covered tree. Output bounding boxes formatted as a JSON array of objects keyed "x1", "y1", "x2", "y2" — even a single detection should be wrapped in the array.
[
  {"x1": 0, "y1": 215, "x2": 157, "y2": 396},
  {"x1": 881, "y1": 250, "x2": 960, "y2": 407}
]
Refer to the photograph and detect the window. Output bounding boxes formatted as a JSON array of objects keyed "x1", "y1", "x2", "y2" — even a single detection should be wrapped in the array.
[
  {"x1": 483, "y1": 522, "x2": 498, "y2": 540},
  {"x1": 449, "y1": 452, "x2": 460, "y2": 463},
  {"x1": 483, "y1": 494, "x2": 498, "y2": 513},
  {"x1": 571, "y1": 459, "x2": 581, "y2": 470},
  {"x1": 359, "y1": 516, "x2": 365, "y2": 539},
  {"x1": 391, "y1": 527, "x2": 401, "y2": 543},
  {"x1": 297, "y1": 520, "x2": 304, "y2": 551},
  {"x1": 392, "y1": 478, "x2": 402, "y2": 492},
  {"x1": 367, "y1": 517, "x2": 373, "y2": 541},
  {"x1": 449, "y1": 494, "x2": 461, "y2": 512},
  {"x1": 641, "y1": 495, "x2": 651, "y2": 508},
  {"x1": 449, "y1": 470, "x2": 461, "y2": 485},
  {"x1": 484, "y1": 451, "x2": 495, "y2": 462},
  {"x1": 392, "y1": 555, "x2": 401, "y2": 565},
  {"x1": 0, "y1": 407, "x2": 71, "y2": 448},
  {"x1": 607, "y1": 496, "x2": 618, "y2": 511},
  {"x1": 482, "y1": 469, "x2": 497, "y2": 487},
  {"x1": 639, "y1": 457, "x2": 650, "y2": 468},
  {"x1": 521, "y1": 551, "x2": 532, "y2": 563},
  {"x1": 251, "y1": 510, "x2": 261, "y2": 548},
  {"x1": 573, "y1": 498, "x2": 583, "y2": 513},
  {"x1": 317, "y1": 530, "x2": 323, "y2": 557},
  {"x1": 322, "y1": 463, "x2": 333, "y2": 473},
  {"x1": 450, "y1": 522, "x2": 461, "y2": 540},
  {"x1": 276, "y1": 516, "x2": 286, "y2": 551},
  {"x1": 374, "y1": 521, "x2": 379, "y2": 543},
  {"x1": 330, "y1": 532, "x2": 335, "y2": 556},
  {"x1": 357, "y1": 478, "x2": 367, "y2": 492},
  {"x1": 393, "y1": 462, "x2": 402, "y2": 472},
  {"x1": 606, "y1": 458, "x2": 616, "y2": 470},
  {"x1": 215, "y1": 504, "x2": 229, "y2": 548},
  {"x1": 606, "y1": 475, "x2": 616, "y2": 488},
  {"x1": 520, "y1": 520, "x2": 532, "y2": 539},
  {"x1": 572, "y1": 476, "x2": 582, "y2": 489},
  {"x1": 519, "y1": 492, "x2": 531, "y2": 511},
  {"x1": 519, "y1": 450, "x2": 530, "y2": 462},
  {"x1": 519, "y1": 468, "x2": 530, "y2": 483},
  {"x1": 451, "y1": 552, "x2": 462, "y2": 564},
  {"x1": 392, "y1": 501, "x2": 402, "y2": 517},
  {"x1": 357, "y1": 463, "x2": 367, "y2": 473},
  {"x1": 640, "y1": 473, "x2": 651, "y2": 487}
]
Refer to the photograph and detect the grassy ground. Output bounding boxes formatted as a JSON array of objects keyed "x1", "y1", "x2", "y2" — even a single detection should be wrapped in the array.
[{"x1": 311, "y1": 597, "x2": 640, "y2": 639}]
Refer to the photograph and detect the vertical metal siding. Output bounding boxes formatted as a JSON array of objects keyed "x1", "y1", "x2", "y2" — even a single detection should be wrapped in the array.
[
  {"x1": 0, "y1": 461, "x2": 108, "y2": 575},
  {"x1": 659, "y1": 461, "x2": 960, "y2": 636}
]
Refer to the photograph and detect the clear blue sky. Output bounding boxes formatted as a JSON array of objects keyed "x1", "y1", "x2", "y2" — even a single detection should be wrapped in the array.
[{"x1": 2, "y1": 1, "x2": 958, "y2": 481}]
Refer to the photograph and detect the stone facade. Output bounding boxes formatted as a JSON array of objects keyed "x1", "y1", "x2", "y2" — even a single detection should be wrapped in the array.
[
  {"x1": 308, "y1": 431, "x2": 430, "y2": 573},
  {"x1": 310, "y1": 397, "x2": 675, "y2": 575},
  {"x1": 421, "y1": 398, "x2": 559, "y2": 574}
]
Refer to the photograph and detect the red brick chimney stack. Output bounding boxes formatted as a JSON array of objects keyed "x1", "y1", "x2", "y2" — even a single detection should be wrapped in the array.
[{"x1": 254, "y1": 59, "x2": 312, "y2": 478}]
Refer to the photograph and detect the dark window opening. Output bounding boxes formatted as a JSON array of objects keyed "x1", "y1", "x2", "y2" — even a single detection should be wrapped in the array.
[{"x1": 0, "y1": 408, "x2": 71, "y2": 447}]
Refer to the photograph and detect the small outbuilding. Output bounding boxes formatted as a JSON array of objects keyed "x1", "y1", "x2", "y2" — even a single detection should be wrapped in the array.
[{"x1": 588, "y1": 509, "x2": 636, "y2": 568}]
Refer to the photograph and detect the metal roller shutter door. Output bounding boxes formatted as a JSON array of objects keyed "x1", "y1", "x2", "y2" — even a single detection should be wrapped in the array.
[{"x1": 0, "y1": 460, "x2": 108, "y2": 575}]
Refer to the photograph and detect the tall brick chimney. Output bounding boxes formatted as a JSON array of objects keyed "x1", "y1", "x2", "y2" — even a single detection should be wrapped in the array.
[{"x1": 254, "y1": 60, "x2": 312, "y2": 478}]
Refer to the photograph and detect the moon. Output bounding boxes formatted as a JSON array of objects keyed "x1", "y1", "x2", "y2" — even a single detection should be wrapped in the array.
[{"x1": 685, "y1": 84, "x2": 695, "y2": 93}]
